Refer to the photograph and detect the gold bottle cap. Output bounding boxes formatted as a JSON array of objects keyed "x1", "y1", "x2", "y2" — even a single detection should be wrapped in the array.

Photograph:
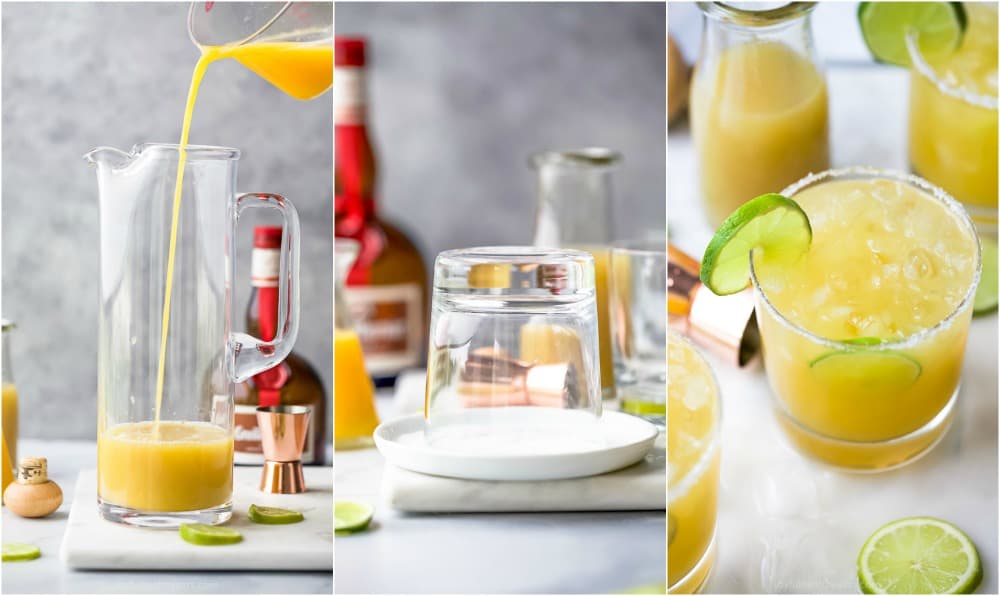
[{"x1": 17, "y1": 457, "x2": 48, "y2": 485}]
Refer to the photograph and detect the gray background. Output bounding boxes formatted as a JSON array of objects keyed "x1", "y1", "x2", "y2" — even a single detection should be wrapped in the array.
[
  {"x1": 337, "y1": 1, "x2": 666, "y2": 266},
  {"x1": 2, "y1": 3, "x2": 333, "y2": 440}
]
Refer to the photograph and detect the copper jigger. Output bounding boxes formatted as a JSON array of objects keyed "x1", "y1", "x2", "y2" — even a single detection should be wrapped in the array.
[{"x1": 256, "y1": 405, "x2": 312, "y2": 494}]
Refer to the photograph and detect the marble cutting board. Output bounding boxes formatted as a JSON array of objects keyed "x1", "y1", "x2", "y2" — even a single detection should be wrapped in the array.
[
  {"x1": 60, "y1": 466, "x2": 332, "y2": 570},
  {"x1": 382, "y1": 439, "x2": 665, "y2": 513}
]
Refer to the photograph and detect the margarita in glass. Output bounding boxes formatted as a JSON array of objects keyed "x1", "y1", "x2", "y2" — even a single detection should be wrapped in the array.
[
  {"x1": 752, "y1": 169, "x2": 980, "y2": 470},
  {"x1": 667, "y1": 331, "x2": 720, "y2": 593},
  {"x1": 909, "y1": 2, "x2": 998, "y2": 225}
]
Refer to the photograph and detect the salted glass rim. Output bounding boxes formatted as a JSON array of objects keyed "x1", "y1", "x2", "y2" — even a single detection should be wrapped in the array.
[
  {"x1": 748, "y1": 166, "x2": 982, "y2": 352},
  {"x1": 667, "y1": 329, "x2": 721, "y2": 505},
  {"x1": 905, "y1": 20, "x2": 998, "y2": 110}
]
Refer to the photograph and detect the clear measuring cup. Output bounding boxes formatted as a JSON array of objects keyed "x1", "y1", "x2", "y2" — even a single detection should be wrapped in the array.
[
  {"x1": 86, "y1": 143, "x2": 300, "y2": 528},
  {"x1": 188, "y1": 2, "x2": 333, "y2": 100}
]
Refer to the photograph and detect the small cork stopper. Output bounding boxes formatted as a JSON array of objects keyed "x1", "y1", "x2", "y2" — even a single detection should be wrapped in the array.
[{"x1": 17, "y1": 457, "x2": 48, "y2": 485}]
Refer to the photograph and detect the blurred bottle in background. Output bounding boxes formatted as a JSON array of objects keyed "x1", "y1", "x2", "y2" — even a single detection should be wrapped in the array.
[
  {"x1": 2, "y1": 319, "x2": 18, "y2": 496},
  {"x1": 234, "y1": 226, "x2": 327, "y2": 465},
  {"x1": 335, "y1": 36, "x2": 428, "y2": 388}
]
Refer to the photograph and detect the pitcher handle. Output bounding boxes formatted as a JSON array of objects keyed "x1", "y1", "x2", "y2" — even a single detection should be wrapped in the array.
[{"x1": 230, "y1": 192, "x2": 301, "y2": 382}]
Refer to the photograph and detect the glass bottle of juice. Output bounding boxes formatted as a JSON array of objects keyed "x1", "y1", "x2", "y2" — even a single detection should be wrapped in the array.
[
  {"x1": 2, "y1": 320, "x2": 18, "y2": 474},
  {"x1": 234, "y1": 227, "x2": 327, "y2": 465},
  {"x1": 531, "y1": 148, "x2": 620, "y2": 400},
  {"x1": 335, "y1": 36, "x2": 428, "y2": 388},
  {"x1": 690, "y1": 2, "x2": 830, "y2": 226},
  {"x1": 335, "y1": 239, "x2": 380, "y2": 450}
]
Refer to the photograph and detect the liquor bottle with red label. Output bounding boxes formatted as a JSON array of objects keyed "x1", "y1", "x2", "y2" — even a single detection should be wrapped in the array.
[
  {"x1": 234, "y1": 225, "x2": 327, "y2": 465},
  {"x1": 335, "y1": 36, "x2": 428, "y2": 386}
]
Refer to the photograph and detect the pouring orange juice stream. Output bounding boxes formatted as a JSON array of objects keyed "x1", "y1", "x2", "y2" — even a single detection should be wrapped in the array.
[{"x1": 98, "y1": 36, "x2": 331, "y2": 513}]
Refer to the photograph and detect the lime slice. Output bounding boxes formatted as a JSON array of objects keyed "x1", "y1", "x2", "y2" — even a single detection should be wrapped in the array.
[
  {"x1": 810, "y1": 347, "x2": 922, "y2": 388},
  {"x1": 620, "y1": 582, "x2": 668, "y2": 594},
  {"x1": 335, "y1": 500, "x2": 374, "y2": 533},
  {"x1": 858, "y1": 517, "x2": 982, "y2": 594},
  {"x1": 179, "y1": 523, "x2": 243, "y2": 546},
  {"x1": 701, "y1": 193, "x2": 812, "y2": 296},
  {"x1": 248, "y1": 504, "x2": 304, "y2": 525},
  {"x1": 2, "y1": 543, "x2": 41, "y2": 562},
  {"x1": 973, "y1": 236, "x2": 997, "y2": 316},
  {"x1": 859, "y1": 2, "x2": 967, "y2": 67}
]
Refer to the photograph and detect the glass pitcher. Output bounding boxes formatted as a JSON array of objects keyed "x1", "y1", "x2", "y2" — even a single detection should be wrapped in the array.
[
  {"x1": 86, "y1": 143, "x2": 300, "y2": 528},
  {"x1": 690, "y1": 1, "x2": 830, "y2": 226},
  {"x1": 334, "y1": 238, "x2": 380, "y2": 450},
  {"x1": 531, "y1": 148, "x2": 620, "y2": 400}
]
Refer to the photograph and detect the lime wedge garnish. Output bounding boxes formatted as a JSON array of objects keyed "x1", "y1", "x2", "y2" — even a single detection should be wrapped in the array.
[
  {"x1": 810, "y1": 346, "x2": 922, "y2": 388},
  {"x1": 858, "y1": 517, "x2": 982, "y2": 594},
  {"x1": 2, "y1": 543, "x2": 41, "y2": 562},
  {"x1": 974, "y1": 235, "x2": 997, "y2": 316},
  {"x1": 179, "y1": 523, "x2": 243, "y2": 546},
  {"x1": 859, "y1": 2, "x2": 967, "y2": 66},
  {"x1": 248, "y1": 504, "x2": 304, "y2": 525},
  {"x1": 335, "y1": 500, "x2": 374, "y2": 533},
  {"x1": 701, "y1": 193, "x2": 812, "y2": 295}
]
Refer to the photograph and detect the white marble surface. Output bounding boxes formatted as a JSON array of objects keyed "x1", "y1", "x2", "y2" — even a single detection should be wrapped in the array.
[
  {"x1": 668, "y1": 65, "x2": 999, "y2": 593},
  {"x1": 381, "y1": 436, "x2": 665, "y2": 512},
  {"x1": 335, "y1": 393, "x2": 667, "y2": 594},
  {"x1": 1, "y1": 440, "x2": 333, "y2": 594},
  {"x1": 61, "y1": 467, "x2": 332, "y2": 571}
]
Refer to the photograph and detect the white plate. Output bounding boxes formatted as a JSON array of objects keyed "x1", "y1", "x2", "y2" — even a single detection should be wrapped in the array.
[{"x1": 374, "y1": 410, "x2": 658, "y2": 481}]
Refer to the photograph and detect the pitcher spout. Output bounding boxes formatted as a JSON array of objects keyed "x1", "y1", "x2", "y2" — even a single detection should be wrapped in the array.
[{"x1": 83, "y1": 146, "x2": 134, "y2": 169}]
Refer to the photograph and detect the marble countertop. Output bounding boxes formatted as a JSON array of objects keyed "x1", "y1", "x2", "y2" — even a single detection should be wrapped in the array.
[
  {"x1": 1, "y1": 440, "x2": 333, "y2": 595},
  {"x1": 668, "y1": 66, "x2": 999, "y2": 593},
  {"x1": 334, "y1": 393, "x2": 666, "y2": 594}
]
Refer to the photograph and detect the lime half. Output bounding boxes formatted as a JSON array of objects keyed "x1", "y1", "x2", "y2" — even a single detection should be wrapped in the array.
[
  {"x1": 701, "y1": 193, "x2": 812, "y2": 295},
  {"x1": 179, "y1": 524, "x2": 243, "y2": 546},
  {"x1": 974, "y1": 235, "x2": 997, "y2": 316},
  {"x1": 335, "y1": 500, "x2": 374, "y2": 533},
  {"x1": 859, "y1": 2, "x2": 967, "y2": 66},
  {"x1": 858, "y1": 517, "x2": 982, "y2": 594},
  {"x1": 248, "y1": 504, "x2": 304, "y2": 525},
  {"x1": 2, "y1": 543, "x2": 41, "y2": 562}
]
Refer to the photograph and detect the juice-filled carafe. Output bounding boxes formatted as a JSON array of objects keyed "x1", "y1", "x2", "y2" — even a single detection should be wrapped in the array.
[
  {"x1": 531, "y1": 148, "x2": 619, "y2": 400},
  {"x1": 690, "y1": 2, "x2": 830, "y2": 226},
  {"x1": 334, "y1": 239, "x2": 380, "y2": 449},
  {"x1": 86, "y1": 144, "x2": 301, "y2": 527}
]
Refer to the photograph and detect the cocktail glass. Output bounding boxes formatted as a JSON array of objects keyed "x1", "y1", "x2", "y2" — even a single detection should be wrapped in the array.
[
  {"x1": 667, "y1": 330, "x2": 721, "y2": 594},
  {"x1": 907, "y1": 2, "x2": 998, "y2": 232},
  {"x1": 751, "y1": 167, "x2": 980, "y2": 470},
  {"x1": 610, "y1": 237, "x2": 667, "y2": 425},
  {"x1": 424, "y1": 247, "x2": 603, "y2": 454}
]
